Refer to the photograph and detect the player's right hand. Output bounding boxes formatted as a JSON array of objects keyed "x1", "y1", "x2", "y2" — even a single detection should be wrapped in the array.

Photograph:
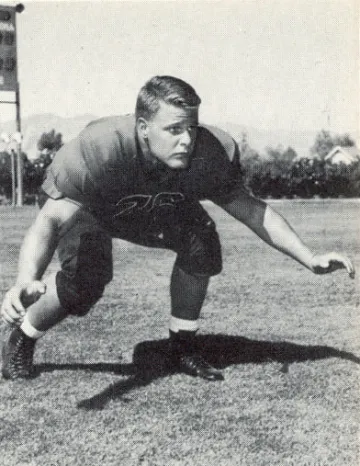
[
  {"x1": 1, "y1": 281, "x2": 46, "y2": 326},
  {"x1": 310, "y1": 253, "x2": 355, "y2": 278}
]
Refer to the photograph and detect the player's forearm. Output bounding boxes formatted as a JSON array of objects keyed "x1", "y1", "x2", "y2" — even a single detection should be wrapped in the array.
[
  {"x1": 220, "y1": 196, "x2": 314, "y2": 270},
  {"x1": 260, "y1": 205, "x2": 314, "y2": 270},
  {"x1": 16, "y1": 217, "x2": 58, "y2": 286}
]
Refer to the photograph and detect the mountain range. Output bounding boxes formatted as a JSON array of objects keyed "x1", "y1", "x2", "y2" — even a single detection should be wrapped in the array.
[
  {"x1": 0, "y1": 113, "x2": 98, "y2": 159},
  {"x1": 0, "y1": 112, "x2": 352, "y2": 160}
]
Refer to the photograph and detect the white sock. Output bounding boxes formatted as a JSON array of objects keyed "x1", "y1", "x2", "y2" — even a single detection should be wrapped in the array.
[
  {"x1": 20, "y1": 314, "x2": 46, "y2": 340},
  {"x1": 170, "y1": 316, "x2": 199, "y2": 333}
]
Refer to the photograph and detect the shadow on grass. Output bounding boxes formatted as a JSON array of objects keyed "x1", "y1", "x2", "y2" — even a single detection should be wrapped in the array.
[{"x1": 36, "y1": 334, "x2": 360, "y2": 410}]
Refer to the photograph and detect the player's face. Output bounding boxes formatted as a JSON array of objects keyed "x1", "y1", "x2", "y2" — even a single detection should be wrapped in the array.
[{"x1": 142, "y1": 102, "x2": 199, "y2": 169}]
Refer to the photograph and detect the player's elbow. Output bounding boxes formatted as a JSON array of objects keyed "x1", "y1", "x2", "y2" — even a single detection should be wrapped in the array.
[
  {"x1": 26, "y1": 209, "x2": 61, "y2": 251},
  {"x1": 34, "y1": 209, "x2": 59, "y2": 235},
  {"x1": 226, "y1": 195, "x2": 267, "y2": 228}
]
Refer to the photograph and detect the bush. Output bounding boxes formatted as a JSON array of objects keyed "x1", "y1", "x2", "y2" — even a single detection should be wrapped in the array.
[{"x1": 242, "y1": 156, "x2": 360, "y2": 199}]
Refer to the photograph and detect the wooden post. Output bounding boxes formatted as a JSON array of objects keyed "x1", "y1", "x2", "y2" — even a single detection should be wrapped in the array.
[
  {"x1": 15, "y1": 82, "x2": 23, "y2": 206},
  {"x1": 10, "y1": 149, "x2": 16, "y2": 206}
]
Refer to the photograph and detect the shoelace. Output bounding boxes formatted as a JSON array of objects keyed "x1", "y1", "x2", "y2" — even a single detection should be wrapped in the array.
[{"x1": 10, "y1": 334, "x2": 35, "y2": 373}]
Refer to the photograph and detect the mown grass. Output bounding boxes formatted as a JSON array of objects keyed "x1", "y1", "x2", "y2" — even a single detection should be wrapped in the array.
[{"x1": 0, "y1": 200, "x2": 359, "y2": 466}]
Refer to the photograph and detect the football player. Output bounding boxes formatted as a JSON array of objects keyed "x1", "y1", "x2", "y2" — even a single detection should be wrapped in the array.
[{"x1": 1, "y1": 76, "x2": 355, "y2": 381}]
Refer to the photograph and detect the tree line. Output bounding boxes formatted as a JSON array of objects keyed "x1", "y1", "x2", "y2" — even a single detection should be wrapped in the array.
[
  {"x1": 0, "y1": 129, "x2": 62, "y2": 203},
  {"x1": 0, "y1": 128, "x2": 359, "y2": 204},
  {"x1": 240, "y1": 130, "x2": 359, "y2": 198}
]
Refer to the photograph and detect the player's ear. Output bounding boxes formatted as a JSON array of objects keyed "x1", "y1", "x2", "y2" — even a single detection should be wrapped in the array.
[{"x1": 137, "y1": 118, "x2": 149, "y2": 140}]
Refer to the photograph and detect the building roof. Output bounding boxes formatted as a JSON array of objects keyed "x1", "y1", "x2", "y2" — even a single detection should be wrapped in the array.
[{"x1": 324, "y1": 145, "x2": 360, "y2": 164}]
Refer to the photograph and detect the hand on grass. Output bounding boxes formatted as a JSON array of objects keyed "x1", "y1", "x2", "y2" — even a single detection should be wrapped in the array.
[
  {"x1": 1, "y1": 281, "x2": 46, "y2": 326},
  {"x1": 310, "y1": 253, "x2": 355, "y2": 278}
]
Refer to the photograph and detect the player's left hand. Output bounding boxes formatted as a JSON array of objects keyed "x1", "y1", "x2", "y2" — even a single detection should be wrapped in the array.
[{"x1": 310, "y1": 253, "x2": 355, "y2": 278}]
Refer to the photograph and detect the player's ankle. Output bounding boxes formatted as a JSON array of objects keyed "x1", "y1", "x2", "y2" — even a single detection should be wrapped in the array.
[
  {"x1": 169, "y1": 319, "x2": 200, "y2": 358},
  {"x1": 169, "y1": 316, "x2": 199, "y2": 334},
  {"x1": 20, "y1": 314, "x2": 46, "y2": 340}
]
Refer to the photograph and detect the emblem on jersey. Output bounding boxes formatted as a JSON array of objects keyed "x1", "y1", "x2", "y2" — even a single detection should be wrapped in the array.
[{"x1": 113, "y1": 192, "x2": 185, "y2": 217}]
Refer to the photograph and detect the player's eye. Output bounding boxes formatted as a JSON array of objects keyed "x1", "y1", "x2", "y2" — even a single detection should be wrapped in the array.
[
  {"x1": 168, "y1": 125, "x2": 198, "y2": 135},
  {"x1": 168, "y1": 126, "x2": 183, "y2": 135}
]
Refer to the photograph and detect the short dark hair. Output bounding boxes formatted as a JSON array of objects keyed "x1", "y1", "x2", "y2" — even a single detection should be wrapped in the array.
[{"x1": 135, "y1": 75, "x2": 201, "y2": 120}]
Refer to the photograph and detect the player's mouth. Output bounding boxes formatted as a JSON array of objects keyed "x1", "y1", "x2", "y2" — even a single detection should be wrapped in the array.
[
  {"x1": 170, "y1": 153, "x2": 190, "y2": 169},
  {"x1": 172, "y1": 152, "x2": 190, "y2": 158}
]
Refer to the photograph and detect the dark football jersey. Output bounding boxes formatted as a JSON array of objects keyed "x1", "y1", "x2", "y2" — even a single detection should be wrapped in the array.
[{"x1": 42, "y1": 114, "x2": 244, "y2": 232}]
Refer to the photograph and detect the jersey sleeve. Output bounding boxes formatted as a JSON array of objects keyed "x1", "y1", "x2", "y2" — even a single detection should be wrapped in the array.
[
  {"x1": 41, "y1": 135, "x2": 99, "y2": 206},
  {"x1": 41, "y1": 119, "x2": 125, "y2": 207},
  {"x1": 210, "y1": 144, "x2": 248, "y2": 205},
  {"x1": 198, "y1": 125, "x2": 247, "y2": 204}
]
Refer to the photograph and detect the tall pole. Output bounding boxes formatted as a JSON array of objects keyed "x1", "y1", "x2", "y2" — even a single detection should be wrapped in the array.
[
  {"x1": 15, "y1": 81, "x2": 23, "y2": 206},
  {"x1": 10, "y1": 148, "x2": 16, "y2": 206}
]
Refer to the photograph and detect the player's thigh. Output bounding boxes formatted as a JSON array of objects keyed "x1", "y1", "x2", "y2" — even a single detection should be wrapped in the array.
[
  {"x1": 57, "y1": 207, "x2": 113, "y2": 284},
  {"x1": 170, "y1": 202, "x2": 223, "y2": 277},
  {"x1": 56, "y1": 207, "x2": 113, "y2": 315}
]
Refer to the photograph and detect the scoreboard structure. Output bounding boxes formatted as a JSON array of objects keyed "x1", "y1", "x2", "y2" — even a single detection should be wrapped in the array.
[
  {"x1": 0, "y1": 4, "x2": 20, "y2": 92},
  {"x1": 0, "y1": 3, "x2": 24, "y2": 206}
]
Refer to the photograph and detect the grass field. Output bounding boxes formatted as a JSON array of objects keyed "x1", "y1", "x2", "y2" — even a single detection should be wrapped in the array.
[{"x1": 0, "y1": 199, "x2": 359, "y2": 466}]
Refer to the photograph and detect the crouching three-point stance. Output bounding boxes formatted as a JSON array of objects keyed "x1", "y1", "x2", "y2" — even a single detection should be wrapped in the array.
[{"x1": 1, "y1": 76, "x2": 355, "y2": 381}]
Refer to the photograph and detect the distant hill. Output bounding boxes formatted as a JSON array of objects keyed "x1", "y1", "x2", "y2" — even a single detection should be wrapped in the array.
[
  {"x1": 0, "y1": 113, "x2": 97, "y2": 159},
  {"x1": 214, "y1": 121, "x2": 318, "y2": 159},
  {"x1": 0, "y1": 113, "x2": 355, "y2": 160}
]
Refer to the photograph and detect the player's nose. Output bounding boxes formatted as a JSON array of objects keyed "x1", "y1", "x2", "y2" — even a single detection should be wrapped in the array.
[{"x1": 179, "y1": 129, "x2": 192, "y2": 147}]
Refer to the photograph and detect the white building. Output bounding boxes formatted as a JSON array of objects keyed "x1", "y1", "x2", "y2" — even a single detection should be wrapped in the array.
[{"x1": 324, "y1": 146, "x2": 360, "y2": 165}]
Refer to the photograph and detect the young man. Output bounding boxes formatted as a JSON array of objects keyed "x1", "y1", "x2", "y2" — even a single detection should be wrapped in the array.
[{"x1": 1, "y1": 76, "x2": 355, "y2": 381}]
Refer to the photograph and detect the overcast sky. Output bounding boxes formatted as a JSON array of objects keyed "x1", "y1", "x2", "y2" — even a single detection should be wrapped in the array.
[{"x1": 0, "y1": 0, "x2": 358, "y2": 136}]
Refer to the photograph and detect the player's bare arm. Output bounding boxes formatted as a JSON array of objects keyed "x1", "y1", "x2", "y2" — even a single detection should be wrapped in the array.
[
  {"x1": 1, "y1": 198, "x2": 81, "y2": 325},
  {"x1": 216, "y1": 190, "x2": 355, "y2": 278}
]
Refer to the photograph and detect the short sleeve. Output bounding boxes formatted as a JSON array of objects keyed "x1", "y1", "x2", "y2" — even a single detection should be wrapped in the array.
[
  {"x1": 41, "y1": 136, "x2": 99, "y2": 206},
  {"x1": 196, "y1": 126, "x2": 247, "y2": 204}
]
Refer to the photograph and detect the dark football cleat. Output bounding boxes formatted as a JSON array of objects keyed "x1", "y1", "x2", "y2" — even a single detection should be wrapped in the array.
[
  {"x1": 2, "y1": 327, "x2": 36, "y2": 380},
  {"x1": 169, "y1": 329, "x2": 224, "y2": 381},
  {"x1": 173, "y1": 353, "x2": 224, "y2": 381}
]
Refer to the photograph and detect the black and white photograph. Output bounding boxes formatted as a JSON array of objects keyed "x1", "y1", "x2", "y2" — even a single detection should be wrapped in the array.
[{"x1": 0, "y1": 1, "x2": 359, "y2": 465}]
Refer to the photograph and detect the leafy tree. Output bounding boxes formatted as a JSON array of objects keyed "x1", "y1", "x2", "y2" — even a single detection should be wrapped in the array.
[
  {"x1": 333, "y1": 133, "x2": 355, "y2": 147},
  {"x1": 266, "y1": 146, "x2": 297, "y2": 169},
  {"x1": 37, "y1": 129, "x2": 63, "y2": 153},
  {"x1": 29, "y1": 129, "x2": 64, "y2": 194},
  {"x1": 0, "y1": 151, "x2": 37, "y2": 201},
  {"x1": 310, "y1": 130, "x2": 333, "y2": 159},
  {"x1": 238, "y1": 132, "x2": 262, "y2": 192},
  {"x1": 348, "y1": 161, "x2": 360, "y2": 197},
  {"x1": 0, "y1": 151, "x2": 12, "y2": 197},
  {"x1": 239, "y1": 132, "x2": 261, "y2": 161},
  {"x1": 282, "y1": 147, "x2": 297, "y2": 164},
  {"x1": 23, "y1": 152, "x2": 42, "y2": 197},
  {"x1": 310, "y1": 130, "x2": 355, "y2": 159}
]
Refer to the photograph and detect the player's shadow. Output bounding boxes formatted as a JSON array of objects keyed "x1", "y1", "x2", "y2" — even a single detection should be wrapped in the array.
[{"x1": 69, "y1": 334, "x2": 360, "y2": 410}]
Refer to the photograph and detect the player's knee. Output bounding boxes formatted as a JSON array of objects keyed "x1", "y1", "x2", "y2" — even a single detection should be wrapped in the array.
[
  {"x1": 56, "y1": 270, "x2": 109, "y2": 317},
  {"x1": 176, "y1": 222, "x2": 222, "y2": 277}
]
